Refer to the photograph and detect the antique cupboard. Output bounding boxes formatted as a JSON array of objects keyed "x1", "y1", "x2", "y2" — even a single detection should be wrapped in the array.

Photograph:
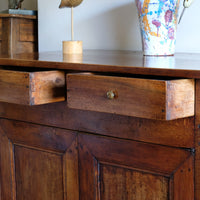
[{"x1": 0, "y1": 50, "x2": 199, "y2": 199}]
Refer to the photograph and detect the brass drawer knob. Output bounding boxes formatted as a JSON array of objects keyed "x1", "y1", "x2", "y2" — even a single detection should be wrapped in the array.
[{"x1": 107, "y1": 90, "x2": 116, "y2": 100}]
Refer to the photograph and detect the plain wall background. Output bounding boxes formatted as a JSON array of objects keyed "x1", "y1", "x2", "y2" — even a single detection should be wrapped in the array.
[
  {"x1": 38, "y1": 0, "x2": 200, "y2": 53},
  {"x1": 1, "y1": 0, "x2": 199, "y2": 53},
  {"x1": 22, "y1": 0, "x2": 37, "y2": 10},
  {"x1": 0, "y1": 0, "x2": 8, "y2": 10}
]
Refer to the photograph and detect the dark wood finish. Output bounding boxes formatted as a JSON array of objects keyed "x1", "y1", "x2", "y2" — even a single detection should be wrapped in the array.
[
  {"x1": 15, "y1": 146, "x2": 64, "y2": 200},
  {"x1": 0, "y1": 69, "x2": 65, "y2": 105},
  {"x1": 0, "y1": 18, "x2": 2, "y2": 41},
  {"x1": 1, "y1": 51, "x2": 200, "y2": 78},
  {"x1": 173, "y1": 156, "x2": 194, "y2": 200},
  {"x1": 67, "y1": 73, "x2": 194, "y2": 120},
  {"x1": 100, "y1": 165, "x2": 169, "y2": 199},
  {"x1": 19, "y1": 22, "x2": 36, "y2": 42},
  {"x1": 0, "y1": 14, "x2": 37, "y2": 19},
  {"x1": 78, "y1": 134, "x2": 194, "y2": 200},
  {"x1": 0, "y1": 18, "x2": 2, "y2": 54},
  {"x1": 0, "y1": 14, "x2": 38, "y2": 55},
  {"x1": 0, "y1": 123, "x2": 16, "y2": 199},
  {"x1": 195, "y1": 79, "x2": 200, "y2": 200},
  {"x1": 0, "y1": 102, "x2": 194, "y2": 148},
  {"x1": 0, "y1": 119, "x2": 79, "y2": 200},
  {"x1": 0, "y1": 51, "x2": 199, "y2": 200}
]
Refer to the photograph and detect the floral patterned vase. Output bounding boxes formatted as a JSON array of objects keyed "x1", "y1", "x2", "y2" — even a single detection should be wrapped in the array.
[{"x1": 136, "y1": 0, "x2": 180, "y2": 56}]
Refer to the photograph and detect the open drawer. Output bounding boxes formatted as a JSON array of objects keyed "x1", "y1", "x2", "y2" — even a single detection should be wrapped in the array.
[
  {"x1": 0, "y1": 69, "x2": 65, "y2": 105},
  {"x1": 67, "y1": 73, "x2": 195, "y2": 120}
]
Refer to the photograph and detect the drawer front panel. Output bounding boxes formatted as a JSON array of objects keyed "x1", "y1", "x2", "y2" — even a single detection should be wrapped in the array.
[
  {"x1": 0, "y1": 69, "x2": 65, "y2": 105},
  {"x1": 67, "y1": 74, "x2": 194, "y2": 120}
]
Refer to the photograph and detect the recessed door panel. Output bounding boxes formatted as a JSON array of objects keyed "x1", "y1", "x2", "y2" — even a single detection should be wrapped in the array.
[
  {"x1": 0, "y1": 119, "x2": 79, "y2": 200},
  {"x1": 15, "y1": 146, "x2": 63, "y2": 200},
  {"x1": 100, "y1": 164, "x2": 169, "y2": 200},
  {"x1": 78, "y1": 134, "x2": 194, "y2": 200}
]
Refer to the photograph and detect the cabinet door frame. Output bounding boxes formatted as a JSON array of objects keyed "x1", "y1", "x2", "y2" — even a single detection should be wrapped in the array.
[
  {"x1": 0, "y1": 119, "x2": 79, "y2": 200},
  {"x1": 78, "y1": 133, "x2": 194, "y2": 200}
]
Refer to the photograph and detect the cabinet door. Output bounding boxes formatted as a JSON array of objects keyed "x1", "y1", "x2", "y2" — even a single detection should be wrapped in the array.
[
  {"x1": 0, "y1": 119, "x2": 79, "y2": 200},
  {"x1": 78, "y1": 134, "x2": 194, "y2": 200}
]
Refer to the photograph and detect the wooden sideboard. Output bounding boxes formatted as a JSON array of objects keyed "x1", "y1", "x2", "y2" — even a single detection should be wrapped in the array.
[
  {"x1": 0, "y1": 14, "x2": 38, "y2": 55},
  {"x1": 0, "y1": 50, "x2": 199, "y2": 199}
]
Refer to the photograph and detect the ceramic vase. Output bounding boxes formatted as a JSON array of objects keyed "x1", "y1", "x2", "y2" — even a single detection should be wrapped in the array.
[{"x1": 136, "y1": 0, "x2": 180, "y2": 56}]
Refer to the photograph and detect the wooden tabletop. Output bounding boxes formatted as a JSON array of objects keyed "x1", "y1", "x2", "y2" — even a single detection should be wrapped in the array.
[
  {"x1": 0, "y1": 50, "x2": 200, "y2": 78},
  {"x1": 0, "y1": 13, "x2": 37, "y2": 19}
]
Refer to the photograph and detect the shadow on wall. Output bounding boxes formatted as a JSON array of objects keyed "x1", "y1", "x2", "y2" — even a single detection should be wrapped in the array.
[{"x1": 76, "y1": 2, "x2": 142, "y2": 51}]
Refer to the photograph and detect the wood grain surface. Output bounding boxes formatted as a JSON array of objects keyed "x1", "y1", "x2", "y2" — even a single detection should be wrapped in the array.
[
  {"x1": 30, "y1": 71, "x2": 66, "y2": 105},
  {"x1": 1, "y1": 51, "x2": 200, "y2": 79},
  {"x1": 0, "y1": 69, "x2": 65, "y2": 105},
  {"x1": 78, "y1": 133, "x2": 194, "y2": 200},
  {"x1": 0, "y1": 14, "x2": 37, "y2": 19},
  {"x1": 0, "y1": 15, "x2": 38, "y2": 55},
  {"x1": 0, "y1": 101, "x2": 194, "y2": 148},
  {"x1": 0, "y1": 18, "x2": 2, "y2": 41},
  {"x1": 0, "y1": 51, "x2": 198, "y2": 200},
  {"x1": 100, "y1": 165, "x2": 169, "y2": 200},
  {"x1": 1, "y1": 18, "x2": 11, "y2": 55},
  {"x1": 0, "y1": 119, "x2": 79, "y2": 200},
  {"x1": 195, "y1": 79, "x2": 200, "y2": 200},
  {"x1": 67, "y1": 73, "x2": 194, "y2": 120},
  {"x1": 0, "y1": 18, "x2": 2, "y2": 55},
  {"x1": 19, "y1": 22, "x2": 35, "y2": 42}
]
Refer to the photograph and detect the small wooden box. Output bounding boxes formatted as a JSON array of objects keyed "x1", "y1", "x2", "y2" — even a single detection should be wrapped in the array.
[{"x1": 0, "y1": 14, "x2": 38, "y2": 55}]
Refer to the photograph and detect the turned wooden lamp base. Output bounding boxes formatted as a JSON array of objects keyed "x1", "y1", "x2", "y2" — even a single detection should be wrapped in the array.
[{"x1": 63, "y1": 41, "x2": 82, "y2": 54}]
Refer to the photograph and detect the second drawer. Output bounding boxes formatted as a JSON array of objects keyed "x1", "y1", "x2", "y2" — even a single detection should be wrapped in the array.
[{"x1": 67, "y1": 73, "x2": 194, "y2": 120}]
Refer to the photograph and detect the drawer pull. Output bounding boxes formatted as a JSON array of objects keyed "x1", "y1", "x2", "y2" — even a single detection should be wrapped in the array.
[{"x1": 107, "y1": 91, "x2": 116, "y2": 100}]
